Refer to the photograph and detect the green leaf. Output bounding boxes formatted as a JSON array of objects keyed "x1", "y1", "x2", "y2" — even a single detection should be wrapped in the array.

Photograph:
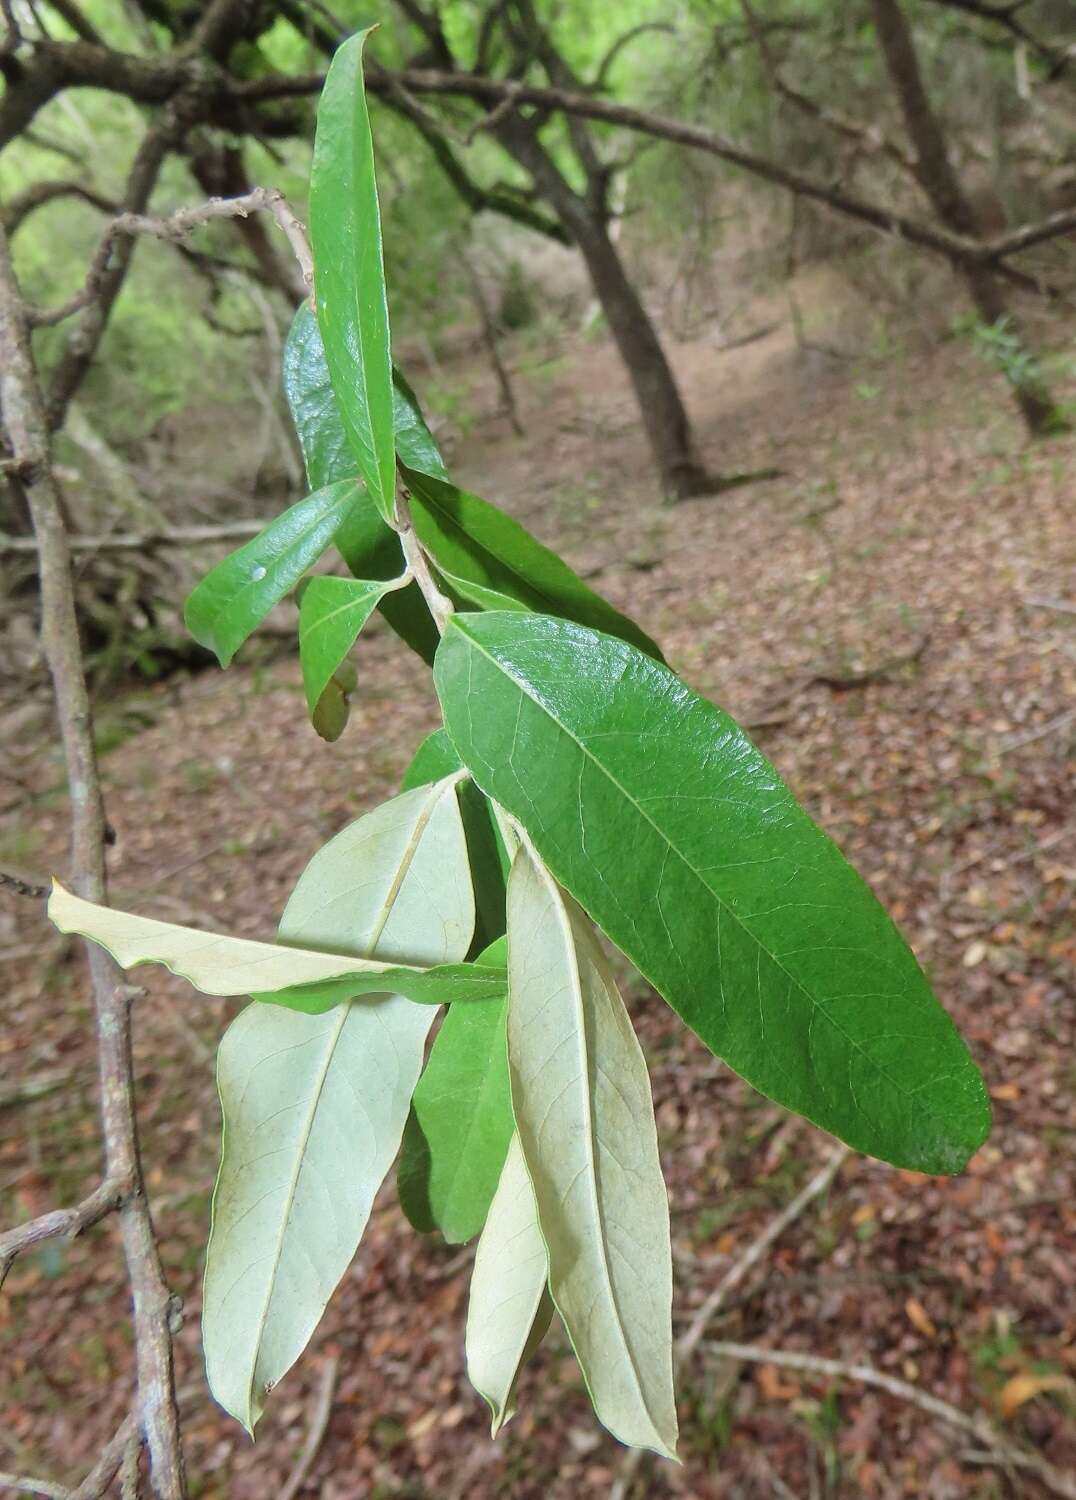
[
  {"x1": 298, "y1": 574, "x2": 403, "y2": 716},
  {"x1": 184, "y1": 482, "x2": 358, "y2": 666},
  {"x1": 400, "y1": 728, "x2": 463, "y2": 791},
  {"x1": 201, "y1": 777, "x2": 475, "y2": 1431},
  {"x1": 398, "y1": 937, "x2": 513, "y2": 1243},
  {"x1": 405, "y1": 468, "x2": 663, "y2": 660},
  {"x1": 46, "y1": 878, "x2": 504, "y2": 1013},
  {"x1": 465, "y1": 1132, "x2": 553, "y2": 1435},
  {"x1": 505, "y1": 842, "x2": 677, "y2": 1458},
  {"x1": 434, "y1": 564, "x2": 531, "y2": 615},
  {"x1": 392, "y1": 365, "x2": 450, "y2": 480},
  {"x1": 310, "y1": 29, "x2": 395, "y2": 522},
  {"x1": 283, "y1": 303, "x2": 358, "y2": 491},
  {"x1": 284, "y1": 304, "x2": 448, "y2": 490},
  {"x1": 282, "y1": 303, "x2": 445, "y2": 665},
  {"x1": 332, "y1": 498, "x2": 440, "y2": 668},
  {"x1": 400, "y1": 735, "x2": 509, "y2": 950},
  {"x1": 435, "y1": 613, "x2": 992, "y2": 1175}
]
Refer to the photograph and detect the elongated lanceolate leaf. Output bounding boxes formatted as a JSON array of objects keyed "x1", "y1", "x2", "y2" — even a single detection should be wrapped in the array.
[
  {"x1": 405, "y1": 468, "x2": 664, "y2": 661},
  {"x1": 506, "y1": 843, "x2": 677, "y2": 1458},
  {"x1": 466, "y1": 1132, "x2": 553, "y2": 1435},
  {"x1": 398, "y1": 938, "x2": 512, "y2": 1242},
  {"x1": 298, "y1": 574, "x2": 404, "y2": 716},
  {"x1": 310, "y1": 30, "x2": 395, "y2": 522},
  {"x1": 47, "y1": 880, "x2": 502, "y2": 1013},
  {"x1": 436, "y1": 613, "x2": 992, "y2": 1175},
  {"x1": 202, "y1": 778, "x2": 476, "y2": 1431},
  {"x1": 184, "y1": 482, "x2": 358, "y2": 665},
  {"x1": 283, "y1": 304, "x2": 448, "y2": 490}
]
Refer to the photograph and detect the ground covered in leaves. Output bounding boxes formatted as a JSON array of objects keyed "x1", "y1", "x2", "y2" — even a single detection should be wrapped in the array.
[{"x1": 2, "y1": 298, "x2": 1075, "y2": 1499}]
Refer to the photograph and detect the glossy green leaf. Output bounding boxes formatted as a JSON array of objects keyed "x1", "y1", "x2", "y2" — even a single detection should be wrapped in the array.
[
  {"x1": 47, "y1": 879, "x2": 503, "y2": 1013},
  {"x1": 398, "y1": 937, "x2": 512, "y2": 1243},
  {"x1": 391, "y1": 365, "x2": 449, "y2": 480},
  {"x1": 284, "y1": 304, "x2": 448, "y2": 490},
  {"x1": 434, "y1": 564, "x2": 530, "y2": 615},
  {"x1": 506, "y1": 842, "x2": 677, "y2": 1458},
  {"x1": 405, "y1": 467, "x2": 663, "y2": 660},
  {"x1": 184, "y1": 483, "x2": 358, "y2": 666},
  {"x1": 282, "y1": 304, "x2": 445, "y2": 664},
  {"x1": 309, "y1": 29, "x2": 395, "y2": 522},
  {"x1": 465, "y1": 1132, "x2": 553, "y2": 1435},
  {"x1": 298, "y1": 574, "x2": 404, "y2": 716},
  {"x1": 436, "y1": 613, "x2": 992, "y2": 1175},
  {"x1": 202, "y1": 778, "x2": 475, "y2": 1431}
]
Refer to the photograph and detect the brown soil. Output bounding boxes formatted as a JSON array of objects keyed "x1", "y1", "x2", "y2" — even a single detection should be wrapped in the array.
[{"x1": 2, "y1": 300, "x2": 1074, "y2": 1499}]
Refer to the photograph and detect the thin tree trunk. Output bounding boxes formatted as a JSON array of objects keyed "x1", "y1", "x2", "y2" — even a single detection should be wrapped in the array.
[
  {"x1": 870, "y1": 0, "x2": 1065, "y2": 436},
  {"x1": 493, "y1": 115, "x2": 712, "y2": 499}
]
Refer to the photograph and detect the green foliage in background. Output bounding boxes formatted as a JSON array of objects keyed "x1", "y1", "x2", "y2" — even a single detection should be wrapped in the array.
[{"x1": 49, "y1": 37, "x2": 992, "y2": 1456}]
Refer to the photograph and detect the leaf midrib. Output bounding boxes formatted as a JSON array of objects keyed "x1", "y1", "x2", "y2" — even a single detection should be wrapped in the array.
[
  {"x1": 461, "y1": 626, "x2": 954, "y2": 1138},
  {"x1": 521, "y1": 852, "x2": 666, "y2": 1445},
  {"x1": 245, "y1": 779, "x2": 450, "y2": 1414}
]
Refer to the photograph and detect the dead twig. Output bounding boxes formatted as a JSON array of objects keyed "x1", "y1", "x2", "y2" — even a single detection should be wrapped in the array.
[
  {"x1": 27, "y1": 189, "x2": 313, "y2": 329},
  {"x1": 278, "y1": 1355, "x2": 340, "y2": 1500},
  {"x1": 0, "y1": 1413, "x2": 138, "y2": 1500},
  {"x1": 0, "y1": 1175, "x2": 130, "y2": 1287},
  {"x1": 0, "y1": 866, "x2": 49, "y2": 898},
  {"x1": 996, "y1": 706, "x2": 1076, "y2": 755},
  {"x1": 0, "y1": 519, "x2": 271, "y2": 555},
  {"x1": 703, "y1": 1343, "x2": 1076, "y2": 1500},
  {"x1": 0, "y1": 219, "x2": 187, "y2": 1496}
]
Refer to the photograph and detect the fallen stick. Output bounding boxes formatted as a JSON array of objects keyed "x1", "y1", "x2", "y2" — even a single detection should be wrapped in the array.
[
  {"x1": 704, "y1": 1343, "x2": 1076, "y2": 1500},
  {"x1": 278, "y1": 1354, "x2": 340, "y2": 1500}
]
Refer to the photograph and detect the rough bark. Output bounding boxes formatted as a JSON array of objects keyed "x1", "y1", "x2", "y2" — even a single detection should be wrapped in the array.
[{"x1": 870, "y1": 0, "x2": 1066, "y2": 436}]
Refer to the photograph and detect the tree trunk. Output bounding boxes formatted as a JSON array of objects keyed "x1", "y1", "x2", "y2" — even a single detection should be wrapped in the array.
[
  {"x1": 494, "y1": 116, "x2": 713, "y2": 499},
  {"x1": 571, "y1": 215, "x2": 713, "y2": 498},
  {"x1": 870, "y1": 0, "x2": 1065, "y2": 437}
]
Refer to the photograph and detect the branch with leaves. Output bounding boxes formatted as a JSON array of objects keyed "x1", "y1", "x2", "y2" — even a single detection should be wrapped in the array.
[{"x1": 14, "y1": 37, "x2": 994, "y2": 1480}]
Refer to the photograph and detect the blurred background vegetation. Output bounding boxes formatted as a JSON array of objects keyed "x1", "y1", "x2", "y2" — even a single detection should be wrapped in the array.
[{"x1": 2, "y1": 0, "x2": 1073, "y2": 692}]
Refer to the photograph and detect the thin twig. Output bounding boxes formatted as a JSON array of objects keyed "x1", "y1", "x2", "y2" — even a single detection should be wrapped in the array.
[
  {"x1": 0, "y1": 220, "x2": 187, "y2": 1498},
  {"x1": 278, "y1": 1355, "x2": 340, "y2": 1500},
  {"x1": 28, "y1": 189, "x2": 313, "y2": 328},
  {"x1": 0, "y1": 1412, "x2": 138, "y2": 1500},
  {"x1": 0, "y1": 519, "x2": 271, "y2": 554},
  {"x1": 395, "y1": 489, "x2": 454, "y2": 635},
  {"x1": 703, "y1": 1343, "x2": 1076, "y2": 1500},
  {"x1": 996, "y1": 707, "x2": 1076, "y2": 754},
  {"x1": 0, "y1": 1175, "x2": 129, "y2": 1286},
  {"x1": 0, "y1": 866, "x2": 49, "y2": 898}
]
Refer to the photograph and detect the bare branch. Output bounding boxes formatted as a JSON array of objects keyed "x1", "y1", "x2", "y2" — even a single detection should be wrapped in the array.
[
  {"x1": 0, "y1": 518, "x2": 272, "y2": 553},
  {"x1": 921, "y1": 0, "x2": 1073, "y2": 74},
  {"x1": 0, "y1": 866, "x2": 50, "y2": 897},
  {"x1": 241, "y1": 65, "x2": 1076, "y2": 285},
  {"x1": 29, "y1": 187, "x2": 313, "y2": 328},
  {"x1": 701, "y1": 1344, "x2": 1076, "y2": 1500},
  {"x1": 0, "y1": 219, "x2": 187, "y2": 1498},
  {"x1": 0, "y1": 1413, "x2": 138, "y2": 1500},
  {"x1": 593, "y1": 22, "x2": 675, "y2": 91},
  {"x1": 1, "y1": 179, "x2": 117, "y2": 236},
  {"x1": 278, "y1": 1356, "x2": 340, "y2": 1500}
]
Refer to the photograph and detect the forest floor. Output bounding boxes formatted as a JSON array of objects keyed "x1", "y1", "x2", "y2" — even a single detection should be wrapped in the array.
[{"x1": 1, "y1": 289, "x2": 1075, "y2": 1500}]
